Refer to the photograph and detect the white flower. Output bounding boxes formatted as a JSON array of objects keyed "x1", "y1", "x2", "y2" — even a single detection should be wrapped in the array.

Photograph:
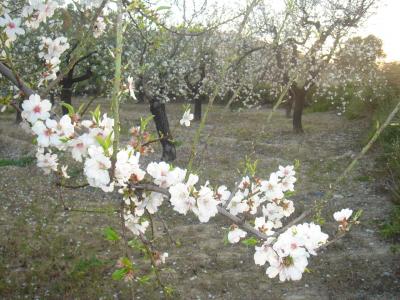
[
  {"x1": 281, "y1": 175, "x2": 296, "y2": 192},
  {"x1": 127, "y1": 76, "x2": 137, "y2": 100},
  {"x1": 333, "y1": 208, "x2": 353, "y2": 231},
  {"x1": 147, "y1": 162, "x2": 186, "y2": 188},
  {"x1": 261, "y1": 172, "x2": 284, "y2": 200},
  {"x1": 68, "y1": 133, "x2": 94, "y2": 162},
  {"x1": 180, "y1": 109, "x2": 194, "y2": 127},
  {"x1": 84, "y1": 145, "x2": 112, "y2": 191},
  {"x1": 195, "y1": 183, "x2": 219, "y2": 222},
  {"x1": 32, "y1": 120, "x2": 54, "y2": 147},
  {"x1": 262, "y1": 203, "x2": 284, "y2": 226},
  {"x1": 265, "y1": 246, "x2": 309, "y2": 282},
  {"x1": 39, "y1": 36, "x2": 69, "y2": 63},
  {"x1": 169, "y1": 182, "x2": 196, "y2": 215},
  {"x1": 280, "y1": 199, "x2": 295, "y2": 217},
  {"x1": 125, "y1": 212, "x2": 149, "y2": 236},
  {"x1": 227, "y1": 226, "x2": 247, "y2": 244},
  {"x1": 93, "y1": 17, "x2": 106, "y2": 38},
  {"x1": 142, "y1": 192, "x2": 164, "y2": 214},
  {"x1": 227, "y1": 190, "x2": 249, "y2": 216},
  {"x1": 154, "y1": 252, "x2": 168, "y2": 266},
  {"x1": 115, "y1": 147, "x2": 145, "y2": 186},
  {"x1": 36, "y1": 148, "x2": 58, "y2": 174},
  {"x1": 295, "y1": 223, "x2": 329, "y2": 255},
  {"x1": 277, "y1": 165, "x2": 295, "y2": 178},
  {"x1": 21, "y1": 94, "x2": 52, "y2": 124},
  {"x1": 333, "y1": 208, "x2": 353, "y2": 222},
  {"x1": 216, "y1": 185, "x2": 231, "y2": 204},
  {"x1": 61, "y1": 165, "x2": 70, "y2": 179},
  {"x1": 226, "y1": 192, "x2": 244, "y2": 214},
  {"x1": 22, "y1": 1, "x2": 57, "y2": 29},
  {"x1": 254, "y1": 217, "x2": 275, "y2": 236},
  {"x1": 254, "y1": 239, "x2": 276, "y2": 266},
  {"x1": 0, "y1": 14, "x2": 25, "y2": 44}
]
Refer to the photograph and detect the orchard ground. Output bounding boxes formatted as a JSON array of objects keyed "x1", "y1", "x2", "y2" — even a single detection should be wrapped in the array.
[{"x1": 0, "y1": 99, "x2": 399, "y2": 299}]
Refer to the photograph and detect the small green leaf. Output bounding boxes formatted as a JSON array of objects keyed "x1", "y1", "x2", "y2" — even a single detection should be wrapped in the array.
[
  {"x1": 60, "y1": 137, "x2": 70, "y2": 143},
  {"x1": 112, "y1": 268, "x2": 128, "y2": 281},
  {"x1": 352, "y1": 209, "x2": 363, "y2": 221},
  {"x1": 103, "y1": 227, "x2": 120, "y2": 241},
  {"x1": 140, "y1": 115, "x2": 154, "y2": 131},
  {"x1": 156, "y1": 5, "x2": 170, "y2": 11},
  {"x1": 137, "y1": 275, "x2": 151, "y2": 284},
  {"x1": 241, "y1": 237, "x2": 259, "y2": 247},
  {"x1": 170, "y1": 140, "x2": 183, "y2": 147},
  {"x1": 61, "y1": 102, "x2": 75, "y2": 116}
]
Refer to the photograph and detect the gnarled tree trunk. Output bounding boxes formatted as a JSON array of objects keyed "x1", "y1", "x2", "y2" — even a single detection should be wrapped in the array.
[
  {"x1": 292, "y1": 86, "x2": 306, "y2": 134},
  {"x1": 285, "y1": 89, "x2": 294, "y2": 118},
  {"x1": 194, "y1": 96, "x2": 202, "y2": 121},
  {"x1": 149, "y1": 99, "x2": 176, "y2": 162}
]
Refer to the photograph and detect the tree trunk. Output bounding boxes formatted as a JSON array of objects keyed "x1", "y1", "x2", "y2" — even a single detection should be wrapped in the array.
[
  {"x1": 286, "y1": 89, "x2": 294, "y2": 118},
  {"x1": 15, "y1": 101, "x2": 23, "y2": 123},
  {"x1": 194, "y1": 96, "x2": 202, "y2": 121},
  {"x1": 149, "y1": 99, "x2": 176, "y2": 161},
  {"x1": 292, "y1": 87, "x2": 306, "y2": 134},
  {"x1": 61, "y1": 82, "x2": 73, "y2": 115}
]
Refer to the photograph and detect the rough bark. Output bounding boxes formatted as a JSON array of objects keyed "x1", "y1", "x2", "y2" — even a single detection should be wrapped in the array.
[
  {"x1": 286, "y1": 88, "x2": 295, "y2": 118},
  {"x1": 292, "y1": 86, "x2": 306, "y2": 133},
  {"x1": 149, "y1": 99, "x2": 176, "y2": 162},
  {"x1": 60, "y1": 68, "x2": 92, "y2": 115},
  {"x1": 194, "y1": 96, "x2": 202, "y2": 121}
]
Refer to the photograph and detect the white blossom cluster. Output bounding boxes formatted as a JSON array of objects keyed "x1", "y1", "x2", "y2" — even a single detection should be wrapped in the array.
[
  {"x1": 19, "y1": 93, "x2": 357, "y2": 282},
  {"x1": 38, "y1": 36, "x2": 70, "y2": 82}
]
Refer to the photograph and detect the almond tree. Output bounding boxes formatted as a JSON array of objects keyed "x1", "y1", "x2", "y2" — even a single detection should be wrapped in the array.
[{"x1": 251, "y1": 0, "x2": 377, "y2": 132}]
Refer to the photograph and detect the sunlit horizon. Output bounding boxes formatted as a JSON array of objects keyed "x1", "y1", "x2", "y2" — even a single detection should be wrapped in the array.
[{"x1": 361, "y1": 0, "x2": 400, "y2": 62}]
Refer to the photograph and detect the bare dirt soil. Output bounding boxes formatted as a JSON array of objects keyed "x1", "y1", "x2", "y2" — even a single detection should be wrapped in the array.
[{"x1": 0, "y1": 100, "x2": 399, "y2": 299}]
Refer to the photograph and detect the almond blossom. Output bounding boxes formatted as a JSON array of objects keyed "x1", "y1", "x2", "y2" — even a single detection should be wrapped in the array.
[
  {"x1": 21, "y1": 94, "x2": 52, "y2": 124},
  {"x1": 0, "y1": 13, "x2": 25, "y2": 45},
  {"x1": 36, "y1": 148, "x2": 58, "y2": 174},
  {"x1": 195, "y1": 182, "x2": 220, "y2": 222},
  {"x1": 124, "y1": 213, "x2": 149, "y2": 236},
  {"x1": 84, "y1": 145, "x2": 112, "y2": 191},
  {"x1": 180, "y1": 109, "x2": 194, "y2": 127},
  {"x1": 333, "y1": 208, "x2": 353, "y2": 231},
  {"x1": 227, "y1": 225, "x2": 247, "y2": 244},
  {"x1": 115, "y1": 146, "x2": 145, "y2": 186},
  {"x1": 69, "y1": 133, "x2": 95, "y2": 162},
  {"x1": 22, "y1": 0, "x2": 57, "y2": 29},
  {"x1": 93, "y1": 17, "x2": 106, "y2": 38}
]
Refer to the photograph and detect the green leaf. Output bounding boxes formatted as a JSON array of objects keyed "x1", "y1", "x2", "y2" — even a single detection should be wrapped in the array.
[
  {"x1": 140, "y1": 115, "x2": 154, "y2": 131},
  {"x1": 90, "y1": 105, "x2": 101, "y2": 123},
  {"x1": 103, "y1": 227, "x2": 120, "y2": 241},
  {"x1": 121, "y1": 257, "x2": 133, "y2": 269},
  {"x1": 170, "y1": 140, "x2": 183, "y2": 147},
  {"x1": 112, "y1": 268, "x2": 128, "y2": 281},
  {"x1": 61, "y1": 102, "x2": 75, "y2": 116},
  {"x1": 241, "y1": 237, "x2": 259, "y2": 247},
  {"x1": 76, "y1": 103, "x2": 86, "y2": 115},
  {"x1": 352, "y1": 209, "x2": 363, "y2": 221},
  {"x1": 164, "y1": 285, "x2": 175, "y2": 296},
  {"x1": 60, "y1": 137, "x2": 71, "y2": 143},
  {"x1": 137, "y1": 275, "x2": 151, "y2": 284},
  {"x1": 156, "y1": 6, "x2": 170, "y2": 11}
]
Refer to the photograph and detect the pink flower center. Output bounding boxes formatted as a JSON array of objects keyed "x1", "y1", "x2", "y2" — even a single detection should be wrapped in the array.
[
  {"x1": 76, "y1": 142, "x2": 84, "y2": 149},
  {"x1": 45, "y1": 129, "x2": 52, "y2": 137},
  {"x1": 33, "y1": 105, "x2": 41, "y2": 113},
  {"x1": 8, "y1": 22, "x2": 16, "y2": 29},
  {"x1": 290, "y1": 243, "x2": 298, "y2": 250}
]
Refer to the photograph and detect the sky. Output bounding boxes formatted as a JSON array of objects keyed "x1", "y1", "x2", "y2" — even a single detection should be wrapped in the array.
[{"x1": 361, "y1": 0, "x2": 400, "y2": 62}]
